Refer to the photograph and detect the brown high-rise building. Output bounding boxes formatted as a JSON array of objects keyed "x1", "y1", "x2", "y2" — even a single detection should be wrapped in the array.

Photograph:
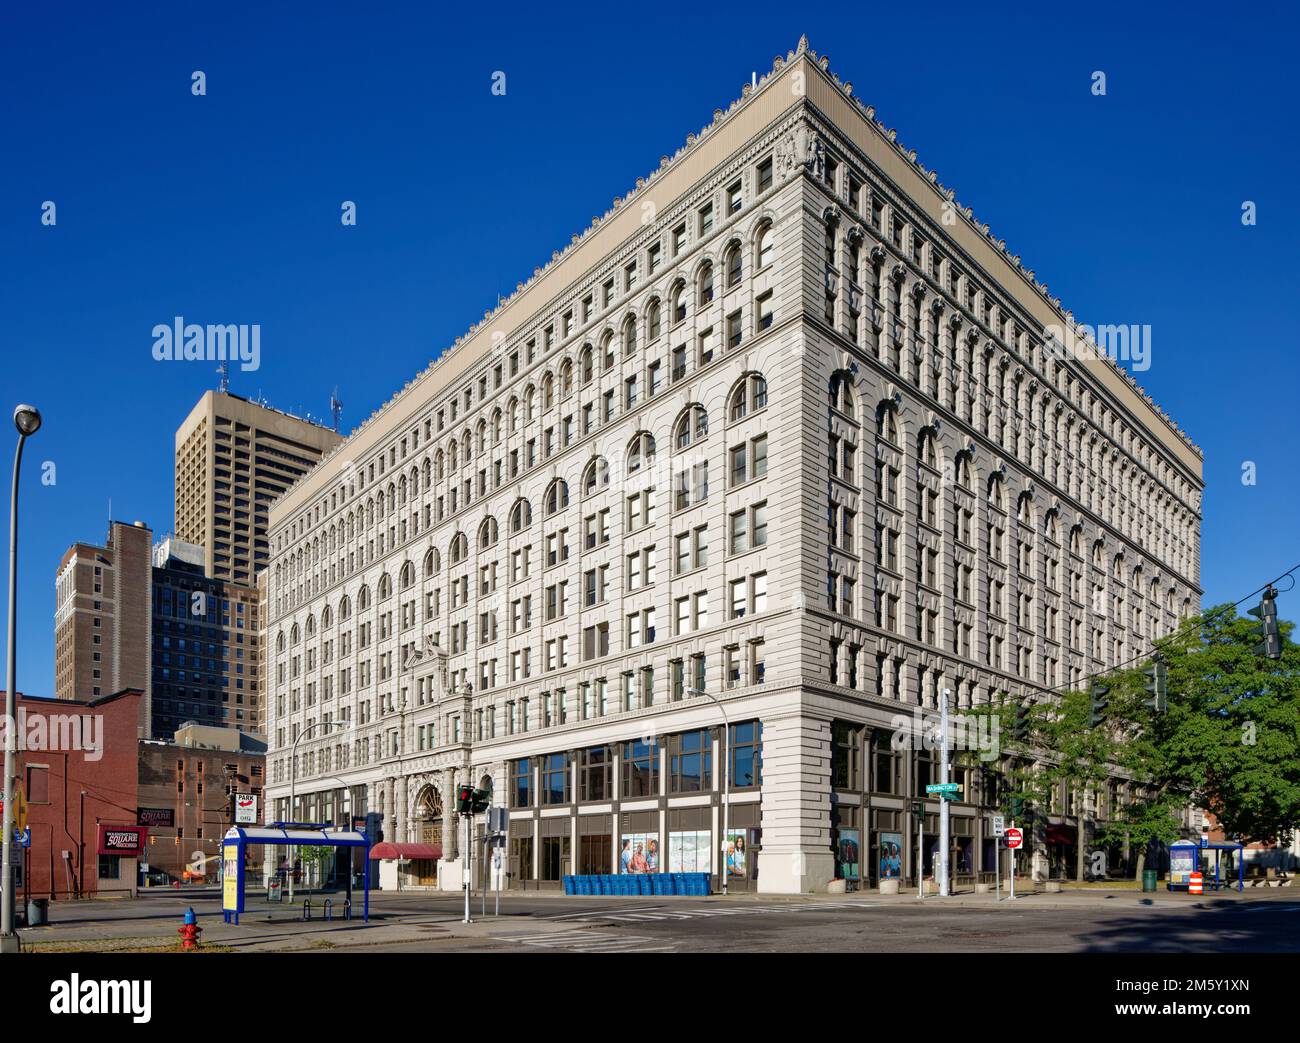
[
  {"x1": 54, "y1": 520, "x2": 154, "y2": 735},
  {"x1": 174, "y1": 391, "x2": 343, "y2": 585}
]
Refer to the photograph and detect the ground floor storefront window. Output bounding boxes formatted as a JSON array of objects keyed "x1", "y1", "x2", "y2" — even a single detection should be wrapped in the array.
[
  {"x1": 510, "y1": 833, "x2": 534, "y2": 886},
  {"x1": 831, "y1": 802, "x2": 862, "y2": 889},
  {"x1": 870, "y1": 809, "x2": 903, "y2": 887},
  {"x1": 541, "y1": 833, "x2": 571, "y2": 882}
]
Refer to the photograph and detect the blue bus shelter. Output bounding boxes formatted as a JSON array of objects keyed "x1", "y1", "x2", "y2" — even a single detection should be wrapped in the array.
[
  {"x1": 1168, "y1": 839, "x2": 1244, "y2": 892},
  {"x1": 222, "y1": 824, "x2": 371, "y2": 924}
]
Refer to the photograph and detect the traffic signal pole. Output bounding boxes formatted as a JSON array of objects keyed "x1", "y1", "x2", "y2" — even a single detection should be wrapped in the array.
[
  {"x1": 939, "y1": 688, "x2": 951, "y2": 898},
  {"x1": 462, "y1": 813, "x2": 472, "y2": 924}
]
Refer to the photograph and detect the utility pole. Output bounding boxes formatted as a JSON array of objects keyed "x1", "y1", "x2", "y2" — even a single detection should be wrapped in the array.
[{"x1": 939, "y1": 687, "x2": 951, "y2": 897}]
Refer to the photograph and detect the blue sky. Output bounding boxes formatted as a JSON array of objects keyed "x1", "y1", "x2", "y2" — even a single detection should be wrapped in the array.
[{"x1": 1, "y1": 1, "x2": 1297, "y2": 696}]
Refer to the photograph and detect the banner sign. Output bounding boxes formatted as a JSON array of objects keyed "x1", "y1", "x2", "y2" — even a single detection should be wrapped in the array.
[{"x1": 98, "y1": 824, "x2": 148, "y2": 856}]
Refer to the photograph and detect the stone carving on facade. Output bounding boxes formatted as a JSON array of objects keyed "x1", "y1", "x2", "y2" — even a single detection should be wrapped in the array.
[{"x1": 774, "y1": 124, "x2": 826, "y2": 182}]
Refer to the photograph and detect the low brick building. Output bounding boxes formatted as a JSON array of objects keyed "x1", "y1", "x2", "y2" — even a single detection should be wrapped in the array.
[
  {"x1": 3, "y1": 688, "x2": 144, "y2": 901},
  {"x1": 137, "y1": 723, "x2": 266, "y2": 885}
]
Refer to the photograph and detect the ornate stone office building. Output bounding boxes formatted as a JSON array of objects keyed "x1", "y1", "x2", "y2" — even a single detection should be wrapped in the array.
[{"x1": 263, "y1": 39, "x2": 1202, "y2": 893}]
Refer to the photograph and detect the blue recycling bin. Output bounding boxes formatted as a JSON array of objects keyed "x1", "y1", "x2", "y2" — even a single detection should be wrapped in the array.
[
  {"x1": 598, "y1": 874, "x2": 613, "y2": 895},
  {"x1": 637, "y1": 873, "x2": 652, "y2": 895},
  {"x1": 563, "y1": 875, "x2": 574, "y2": 895},
  {"x1": 652, "y1": 873, "x2": 670, "y2": 895}
]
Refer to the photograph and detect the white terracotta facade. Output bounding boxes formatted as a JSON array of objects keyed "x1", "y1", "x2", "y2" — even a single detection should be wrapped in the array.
[{"x1": 262, "y1": 40, "x2": 1202, "y2": 893}]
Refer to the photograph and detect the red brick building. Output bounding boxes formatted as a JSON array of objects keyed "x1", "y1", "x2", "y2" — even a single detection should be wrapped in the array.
[{"x1": 3, "y1": 687, "x2": 144, "y2": 900}]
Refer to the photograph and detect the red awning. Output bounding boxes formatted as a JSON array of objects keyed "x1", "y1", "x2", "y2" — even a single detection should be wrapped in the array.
[{"x1": 369, "y1": 842, "x2": 441, "y2": 861}]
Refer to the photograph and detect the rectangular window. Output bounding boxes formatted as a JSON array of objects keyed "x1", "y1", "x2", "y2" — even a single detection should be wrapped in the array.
[{"x1": 670, "y1": 729, "x2": 713, "y2": 792}]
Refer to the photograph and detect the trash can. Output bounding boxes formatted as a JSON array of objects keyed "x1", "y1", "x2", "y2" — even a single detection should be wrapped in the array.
[
  {"x1": 1142, "y1": 869, "x2": 1158, "y2": 893},
  {"x1": 26, "y1": 899, "x2": 48, "y2": 926}
]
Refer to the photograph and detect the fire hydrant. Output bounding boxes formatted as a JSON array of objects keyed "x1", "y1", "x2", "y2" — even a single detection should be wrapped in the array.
[{"x1": 178, "y1": 907, "x2": 202, "y2": 950}]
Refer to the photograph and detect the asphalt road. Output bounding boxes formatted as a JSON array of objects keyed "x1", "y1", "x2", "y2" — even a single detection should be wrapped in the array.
[
  {"x1": 318, "y1": 891, "x2": 1300, "y2": 953},
  {"x1": 28, "y1": 888, "x2": 1300, "y2": 953}
]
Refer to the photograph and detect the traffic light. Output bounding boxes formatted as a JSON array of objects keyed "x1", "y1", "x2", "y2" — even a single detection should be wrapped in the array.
[
  {"x1": 1087, "y1": 681, "x2": 1110, "y2": 728},
  {"x1": 1247, "y1": 587, "x2": 1282, "y2": 660},
  {"x1": 456, "y1": 784, "x2": 475, "y2": 815},
  {"x1": 471, "y1": 788, "x2": 491, "y2": 814},
  {"x1": 1142, "y1": 657, "x2": 1168, "y2": 713},
  {"x1": 1012, "y1": 701, "x2": 1031, "y2": 742},
  {"x1": 1010, "y1": 795, "x2": 1024, "y2": 820}
]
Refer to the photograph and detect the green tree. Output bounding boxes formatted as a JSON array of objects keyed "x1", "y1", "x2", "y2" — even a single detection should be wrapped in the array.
[
  {"x1": 1133, "y1": 603, "x2": 1300, "y2": 846},
  {"x1": 975, "y1": 601, "x2": 1300, "y2": 881},
  {"x1": 297, "y1": 845, "x2": 334, "y2": 890}
]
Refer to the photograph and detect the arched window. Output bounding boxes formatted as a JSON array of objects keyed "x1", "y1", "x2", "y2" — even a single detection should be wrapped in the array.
[
  {"x1": 647, "y1": 300, "x2": 662, "y2": 341},
  {"x1": 509, "y1": 498, "x2": 532, "y2": 533},
  {"x1": 583, "y1": 457, "x2": 610, "y2": 495},
  {"x1": 829, "y1": 372, "x2": 855, "y2": 417},
  {"x1": 725, "y1": 241, "x2": 742, "y2": 287},
  {"x1": 377, "y1": 573, "x2": 392, "y2": 599},
  {"x1": 756, "y1": 223, "x2": 773, "y2": 269},
  {"x1": 988, "y1": 476, "x2": 1005, "y2": 510},
  {"x1": 423, "y1": 548, "x2": 437, "y2": 578},
  {"x1": 400, "y1": 561, "x2": 415, "y2": 589},
  {"x1": 956, "y1": 452, "x2": 973, "y2": 490},
  {"x1": 1017, "y1": 493, "x2": 1033, "y2": 526},
  {"x1": 1070, "y1": 526, "x2": 1083, "y2": 555},
  {"x1": 918, "y1": 429, "x2": 938, "y2": 469},
  {"x1": 545, "y1": 479, "x2": 569, "y2": 516},
  {"x1": 626, "y1": 432, "x2": 657, "y2": 474},
  {"x1": 579, "y1": 345, "x2": 594, "y2": 384},
  {"x1": 674, "y1": 405, "x2": 709, "y2": 450},
  {"x1": 450, "y1": 532, "x2": 469, "y2": 565},
  {"x1": 698, "y1": 262, "x2": 714, "y2": 306},
  {"x1": 357, "y1": 585, "x2": 370, "y2": 612},
  {"x1": 671, "y1": 280, "x2": 687, "y2": 323},
  {"x1": 729, "y1": 373, "x2": 768, "y2": 421},
  {"x1": 479, "y1": 517, "x2": 499, "y2": 549},
  {"x1": 321, "y1": 605, "x2": 333, "y2": 628},
  {"x1": 622, "y1": 315, "x2": 638, "y2": 355},
  {"x1": 541, "y1": 372, "x2": 555, "y2": 411},
  {"x1": 875, "y1": 402, "x2": 898, "y2": 444},
  {"x1": 338, "y1": 595, "x2": 351, "y2": 621},
  {"x1": 559, "y1": 360, "x2": 573, "y2": 397}
]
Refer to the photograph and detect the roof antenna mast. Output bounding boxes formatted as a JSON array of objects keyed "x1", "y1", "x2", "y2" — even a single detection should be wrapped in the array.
[{"x1": 330, "y1": 388, "x2": 343, "y2": 433}]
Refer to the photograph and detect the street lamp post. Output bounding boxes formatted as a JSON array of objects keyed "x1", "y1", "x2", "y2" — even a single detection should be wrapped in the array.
[
  {"x1": 286, "y1": 719, "x2": 350, "y2": 902},
  {"x1": 2, "y1": 405, "x2": 40, "y2": 954},
  {"x1": 687, "y1": 686, "x2": 730, "y2": 896}
]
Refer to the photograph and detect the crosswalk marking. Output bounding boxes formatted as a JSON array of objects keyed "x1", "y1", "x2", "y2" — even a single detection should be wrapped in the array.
[
  {"x1": 489, "y1": 929, "x2": 677, "y2": 953},
  {"x1": 553, "y1": 900, "x2": 877, "y2": 923}
]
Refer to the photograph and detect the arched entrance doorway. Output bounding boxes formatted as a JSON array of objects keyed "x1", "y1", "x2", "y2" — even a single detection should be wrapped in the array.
[{"x1": 413, "y1": 785, "x2": 443, "y2": 887}]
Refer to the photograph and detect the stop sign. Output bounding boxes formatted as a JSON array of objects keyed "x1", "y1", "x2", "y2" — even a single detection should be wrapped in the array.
[{"x1": 1005, "y1": 827, "x2": 1024, "y2": 849}]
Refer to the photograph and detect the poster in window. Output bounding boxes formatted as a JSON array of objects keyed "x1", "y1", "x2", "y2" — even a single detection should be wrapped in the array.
[
  {"x1": 836, "y1": 828, "x2": 861, "y2": 881},
  {"x1": 724, "y1": 830, "x2": 748, "y2": 878},
  {"x1": 668, "y1": 830, "x2": 712, "y2": 873},
  {"x1": 620, "y1": 832, "x2": 658, "y2": 873},
  {"x1": 878, "y1": 831, "x2": 903, "y2": 880}
]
